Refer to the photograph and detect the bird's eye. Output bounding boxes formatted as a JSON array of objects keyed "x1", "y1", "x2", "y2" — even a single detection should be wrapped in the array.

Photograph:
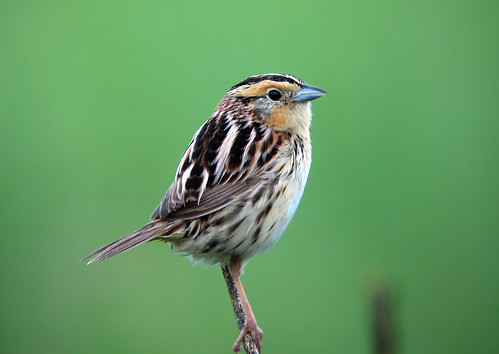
[{"x1": 267, "y1": 89, "x2": 282, "y2": 101}]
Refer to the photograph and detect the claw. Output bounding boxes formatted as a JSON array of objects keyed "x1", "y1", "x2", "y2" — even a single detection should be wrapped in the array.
[{"x1": 232, "y1": 318, "x2": 263, "y2": 353}]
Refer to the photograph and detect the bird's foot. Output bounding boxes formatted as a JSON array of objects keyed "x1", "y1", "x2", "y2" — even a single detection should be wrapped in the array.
[{"x1": 232, "y1": 318, "x2": 263, "y2": 353}]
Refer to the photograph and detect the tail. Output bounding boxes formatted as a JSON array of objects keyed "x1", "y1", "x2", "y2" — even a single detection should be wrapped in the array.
[{"x1": 82, "y1": 220, "x2": 171, "y2": 264}]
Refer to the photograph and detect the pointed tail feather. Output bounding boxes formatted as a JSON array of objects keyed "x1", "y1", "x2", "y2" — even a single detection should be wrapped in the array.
[{"x1": 82, "y1": 221, "x2": 171, "y2": 264}]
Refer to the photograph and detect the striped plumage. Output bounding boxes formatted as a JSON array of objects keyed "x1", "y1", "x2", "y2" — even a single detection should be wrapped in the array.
[{"x1": 84, "y1": 73, "x2": 326, "y2": 352}]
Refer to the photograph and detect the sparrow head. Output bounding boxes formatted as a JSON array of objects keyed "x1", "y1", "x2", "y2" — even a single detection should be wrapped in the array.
[{"x1": 226, "y1": 73, "x2": 327, "y2": 133}]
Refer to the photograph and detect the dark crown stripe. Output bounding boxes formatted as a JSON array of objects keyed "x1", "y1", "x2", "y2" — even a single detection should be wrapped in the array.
[{"x1": 229, "y1": 74, "x2": 302, "y2": 91}]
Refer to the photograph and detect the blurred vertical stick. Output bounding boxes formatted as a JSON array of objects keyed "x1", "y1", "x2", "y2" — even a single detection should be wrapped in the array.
[
  {"x1": 221, "y1": 263, "x2": 259, "y2": 354},
  {"x1": 371, "y1": 280, "x2": 396, "y2": 354}
]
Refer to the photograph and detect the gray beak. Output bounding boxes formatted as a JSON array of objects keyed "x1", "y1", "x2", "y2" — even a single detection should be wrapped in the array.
[{"x1": 291, "y1": 84, "x2": 327, "y2": 102}]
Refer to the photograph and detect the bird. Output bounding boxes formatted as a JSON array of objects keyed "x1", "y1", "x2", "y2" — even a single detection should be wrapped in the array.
[{"x1": 83, "y1": 73, "x2": 326, "y2": 352}]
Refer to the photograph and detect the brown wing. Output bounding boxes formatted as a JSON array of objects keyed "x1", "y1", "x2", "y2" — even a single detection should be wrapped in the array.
[
  {"x1": 152, "y1": 178, "x2": 260, "y2": 220},
  {"x1": 151, "y1": 107, "x2": 285, "y2": 221}
]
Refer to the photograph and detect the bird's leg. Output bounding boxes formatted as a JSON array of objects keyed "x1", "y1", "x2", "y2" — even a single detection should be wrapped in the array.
[{"x1": 229, "y1": 257, "x2": 263, "y2": 353}]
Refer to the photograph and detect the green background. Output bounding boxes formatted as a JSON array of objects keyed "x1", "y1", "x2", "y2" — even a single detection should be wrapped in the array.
[{"x1": 1, "y1": 1, "x2": 498, "y2": 353}]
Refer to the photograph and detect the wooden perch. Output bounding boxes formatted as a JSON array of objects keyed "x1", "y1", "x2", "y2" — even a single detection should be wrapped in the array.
[{"x1": 221, "y1": 263, "x2": 260, "y2": 354}]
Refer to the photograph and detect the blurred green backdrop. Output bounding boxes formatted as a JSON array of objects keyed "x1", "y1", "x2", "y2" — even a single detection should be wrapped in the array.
[{"x1": 1, "y1": 1, "x2": 498, "y2": 353}]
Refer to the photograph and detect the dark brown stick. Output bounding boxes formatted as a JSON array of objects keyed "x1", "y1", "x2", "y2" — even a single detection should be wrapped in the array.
[{"x1": 221, "y1": 263, "x2": 260, "y2": 354}]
